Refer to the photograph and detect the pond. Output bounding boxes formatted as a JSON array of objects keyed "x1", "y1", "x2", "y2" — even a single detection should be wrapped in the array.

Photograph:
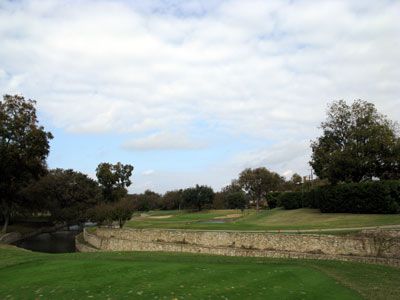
[
  {"x1": 13, "y1": 229, "x2": 80, "y2": 253},
  {"x1": 13, "y1": 223, "x2": 96, "y2": 253}
]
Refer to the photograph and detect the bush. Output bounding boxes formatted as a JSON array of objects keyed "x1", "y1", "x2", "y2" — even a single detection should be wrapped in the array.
[
  {"x1": 266, "y1": 192, "x2": 283, "y2": 208},
  {"x1": 316, "y1": 181, "x2": 400, "y2": 213},
  {"x1": 279, "y1": 192, "x2": 303, "y2": 210}
]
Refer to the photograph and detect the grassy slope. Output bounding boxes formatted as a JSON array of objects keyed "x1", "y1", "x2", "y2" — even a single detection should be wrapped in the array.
[
  {"x1": 126, "y1": 208, "x2": 400, "y2": 231},
  {"x1": 2, "y1": 246, "x2": 400, "y2": 300}
]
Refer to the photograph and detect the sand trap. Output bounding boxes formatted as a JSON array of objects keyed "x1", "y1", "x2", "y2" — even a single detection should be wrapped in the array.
[
  {"x1": 214, "y1": 214, "x2": 242, "y2": 219},
  {"x1": 148, "y1": 215, "x2": 173, "y2": 219}
]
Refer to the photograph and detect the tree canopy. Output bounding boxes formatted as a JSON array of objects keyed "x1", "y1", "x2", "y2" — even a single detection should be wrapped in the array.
[
  {"x1": 0, "y1": 95, "x2": 53, "y2": 232},
  {"x1": 310, "y1": 100, "x2": 400, "y2": 184},
  {"x1": 96, "y1": 162, "x2": 134, "y2": 202},
  {"x1": 183, "y1": 185, "x2": 214, "y2": 211},
  {"x1": 24, "y1": 168, "x2": 101, "y2": 225},
  {"x1": 238, "y1": 167, "x2": 285, "y2": 211}
]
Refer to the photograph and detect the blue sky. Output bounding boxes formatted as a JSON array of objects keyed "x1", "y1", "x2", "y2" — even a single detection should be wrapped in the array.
[{"x1": 1, "y1": 0, "x2": 399, "y2": 193}]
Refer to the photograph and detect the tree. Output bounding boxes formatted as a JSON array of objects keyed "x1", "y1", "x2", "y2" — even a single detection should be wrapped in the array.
[
  {"x1": 24, "y1": 168, "x2": 101, "y2": 225},
  {"x1": 310, "y1": 100, "x2": 400, "y2": 184},
  {"x1": 286, "y1": 173, "x2": 302, "y2": 191},
  {"x1": 226, "y1": 191, "x2": 248, "y2": 209},
  {"x1": 87, "y1": 198, "x2": 134, "y2": 228},
  {"x1": 183, "y1": 185, "x2": 214, "y2": 211},
  {"x1": 111, "y1": 198, "x2": 135, "y2": 228},
  {"x1": 217, "y1": 180, "x2": 249, "y2": 209},
  {"x1": 161, "y1": 190, "x2": 183, "y2": 210},
  {"x1": 238, "y1": 167, "x2": 285, "y2": 211},
  {"x1": 96, "y1": 162, "x2": 134, "y2": 202},
  {"x1": 0, "y1": 95, "x2": 53, "y2": 233}
]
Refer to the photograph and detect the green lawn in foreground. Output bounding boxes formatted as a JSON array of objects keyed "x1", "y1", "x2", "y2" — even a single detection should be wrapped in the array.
[
  {"x1": 2, "y1": 246, "x2": 399, "y2": 300},
  {"x1": 126, "y1": 208, "x2": 400, "y2": 231}
]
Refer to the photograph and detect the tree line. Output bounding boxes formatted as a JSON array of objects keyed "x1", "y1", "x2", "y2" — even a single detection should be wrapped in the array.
[{"x1": 128, "y1": 169, "x2": 308, "y2": 212}]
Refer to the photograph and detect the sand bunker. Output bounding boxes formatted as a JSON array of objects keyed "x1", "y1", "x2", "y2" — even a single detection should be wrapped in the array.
[
  {"x1": 214, "y1": 214, "x2": 242, "y2": 219},
  {"x1": 148, "y1": 215, "x2": 173, "y2": 219}
]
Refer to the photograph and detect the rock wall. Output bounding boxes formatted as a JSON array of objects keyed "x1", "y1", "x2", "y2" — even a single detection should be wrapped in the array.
[{"x1": 80, "y1": 228, "x2": 400, "y2": 266}]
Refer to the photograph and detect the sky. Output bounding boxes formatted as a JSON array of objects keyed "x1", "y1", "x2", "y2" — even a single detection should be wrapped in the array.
[{"x1": 1, "y1": 0, "x2": 399, "y2": 194}]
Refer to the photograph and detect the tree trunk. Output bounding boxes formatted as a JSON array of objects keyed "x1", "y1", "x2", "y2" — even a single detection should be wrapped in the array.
[{"x1": 256, "y1": 199, "x2": 259, "y2": 213}]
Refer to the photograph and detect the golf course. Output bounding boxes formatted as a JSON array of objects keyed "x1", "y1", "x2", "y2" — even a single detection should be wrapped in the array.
[
  {"x1": 2, "y1": 208, "x2": 400, "y2": 300},
  {"x1": 125, "y1": 208, "x2": 400, "y2": 232}
]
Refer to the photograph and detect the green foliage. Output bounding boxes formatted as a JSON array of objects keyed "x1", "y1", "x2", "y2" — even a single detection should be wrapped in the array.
[
  {"x1": 212, "y1": 192, "x2": 227, "y2": 209},
  {"x1": 315, "y1": 181, "x2": 400, "y2": 213},
  {"x1": 279, "y1": 192, "x2": 304, "y2": 210},
  {"x1": 310, "y1": 100, "x2": 400, "y2": 184},
  {"x1": 96, "y1": 162, "x2": 134, "y2": 202},
  {"x1": 23, "y1": 168, "x2": 102, "y2": 225},
  {"x1": 87, "y1": 203, "x2": 113, "y2": 225},
  {"x1": 183, "y1": 185, "x2": 215, "y2": 211},
  {"x1": 160, "y1": 190, "x2": 183, "y2": 210},
  {"x1": 111, "y1": 198, "x2": 135, "y2": 228},
  {"x1": 238, "y1": 167, "x2": 285, "y2": 210},
  {"x1": 129, "y1": 190, "x2": 162, "y2": 211},
  {"x1": 226, "y1": 191, "x2": 248, "y2": 209},
  {"x1": 0, "y1": 95, "x2": 53, "y2": 232},
  {"x1": 87, "y1": 198, "x2": 135, "y2": 228},
  {"x1": 266, "y1": 192, "x2": 283, "y2": 209}
]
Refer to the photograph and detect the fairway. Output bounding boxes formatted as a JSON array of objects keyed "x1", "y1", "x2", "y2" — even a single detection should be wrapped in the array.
[
  {"x1": 126, "y1": 208, "x2": 400, "y2": 231},
  {"x1": 1, "y1": 247, "x2": 400, "y2": 300}
]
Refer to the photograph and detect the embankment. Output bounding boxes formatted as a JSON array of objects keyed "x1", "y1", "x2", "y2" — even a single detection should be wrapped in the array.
[{"x1": 77, "y1": 227, "x2": 400, "y2": 266}]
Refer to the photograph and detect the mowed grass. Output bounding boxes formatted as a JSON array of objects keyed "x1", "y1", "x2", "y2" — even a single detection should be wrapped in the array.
[
  {"x1": 1, "y1": 246, "x2": 400, "y2": 300},
  {"x1": 126, "y1": 208, "x2": 400, "y2": 231}
]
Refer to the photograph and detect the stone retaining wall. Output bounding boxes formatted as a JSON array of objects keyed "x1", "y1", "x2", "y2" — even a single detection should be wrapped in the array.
[
  {"x1": 80, "y1": 228, "x2": 400, "y2": 266},
  {"x1": 75, "y1": 234, "x2": 99, "y2": 252}
]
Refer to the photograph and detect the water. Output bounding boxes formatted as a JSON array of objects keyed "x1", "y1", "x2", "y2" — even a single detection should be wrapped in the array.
[
  {"x1": 13, "y1": 229, "x2": 80, "y2": 253},
  {"x1": 13, "y1": 223, "x2": 96, "y2": 253}
]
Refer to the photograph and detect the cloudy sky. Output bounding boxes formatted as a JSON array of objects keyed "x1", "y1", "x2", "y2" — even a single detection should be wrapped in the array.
[{"x1": 1, "y1": 0, "x2": 399, "y2": 194}]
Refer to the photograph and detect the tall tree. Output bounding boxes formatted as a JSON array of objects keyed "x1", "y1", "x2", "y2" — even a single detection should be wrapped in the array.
[
  {"x1": 0, "y1": 95, "x2": 53, "y2": 233},
  {"x1": 310, "y1": 100, "x2": 400, "y2": 184},
  {"x1": 183, "y1": 185, "x2": 214, "y2": 211},
  {"x1": 96, "y1": 162, "x2": 134, "y2": 202},
  {"x1": 238, "y1": 167, "x2": 284, "y2": 211}
]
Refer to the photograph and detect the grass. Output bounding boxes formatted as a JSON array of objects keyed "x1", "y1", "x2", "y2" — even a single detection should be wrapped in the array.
[
  {"x1": 1, "y1": 246, "x2": 399, "y2": 300},
  {"x1": 126, "y1": 208, "x2": 400, "y2": 232}
]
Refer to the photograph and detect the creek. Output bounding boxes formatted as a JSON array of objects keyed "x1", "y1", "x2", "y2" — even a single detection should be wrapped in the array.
[{"x1": 13, "y1": 224, "x2": 95, "y2": 253}]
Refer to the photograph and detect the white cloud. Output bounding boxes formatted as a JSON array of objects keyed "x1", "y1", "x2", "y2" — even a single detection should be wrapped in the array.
[
  {"x1": 1, "y1": 0, "x2": 399, "y2": 140},
  {"x1": 142, "y1": 169, "x2": 155, "y2": 175},
  {"x1": 121, "y1": 131, "x2": 206, "y2": 151},
  {"x1": 232, "y1": 139, "x2": 312, "y2": 177}
]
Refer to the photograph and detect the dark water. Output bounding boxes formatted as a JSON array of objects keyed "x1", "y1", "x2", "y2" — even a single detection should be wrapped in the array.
[
  {"x1": 13, "y1": 223, "x2": 96, "y2": 253},
  {"x1": 13, "y1": 229, "x2": 80, "y2": 253}
]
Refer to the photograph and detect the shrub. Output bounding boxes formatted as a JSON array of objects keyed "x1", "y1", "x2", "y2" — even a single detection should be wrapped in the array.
[
  {"x1": 316, "y1": 181, "x2": 400, "y2": 213},
  {"x1": 279, "y1": 192, "x2": 303, "y2": 210},
  {"x1": 266, "y1": 192, "x2": 283, "y2": 208}
]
